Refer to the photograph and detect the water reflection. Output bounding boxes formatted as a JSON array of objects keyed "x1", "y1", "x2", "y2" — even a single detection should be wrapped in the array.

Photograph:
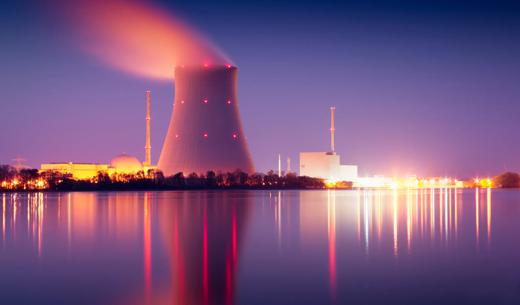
[
  {"x1": 342, "y1": 188, "x2": 494, "y2": 257},
  {"x1": 0, "y1": 188, "x2": 509, "y2": 305}
]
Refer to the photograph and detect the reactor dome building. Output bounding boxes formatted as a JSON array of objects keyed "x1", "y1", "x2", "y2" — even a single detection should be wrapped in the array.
[{"x1": 158, "y1": 65, "x2": 255, "y2": 176}]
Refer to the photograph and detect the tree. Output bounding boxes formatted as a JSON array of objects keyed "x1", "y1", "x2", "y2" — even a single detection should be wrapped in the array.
[
  {"x1": 153, "y1": 170, "x2": 165, "y2": 185},
  {"x1": 40, "y1": 170, "x2": 72, "y2": 189},
  {"x1": 264, "y1": 170, "x2": 277, "y2": 186},
  {"x1": 96, "y1": 171, "x2": 111, "y2": 185},
  {"x1": 168, "y1": 172, "x2": 186, "y2": 188},
  {"x1": 493, "y1": 172, "x2": 520, "y2": 188},
  {"x1": 232, "y1": 170, "x2": 248, "y2": 186},
  {"x1": 206, "y1": 171, "x2": 217, "y2": 188},
  {"x1": 187, "y1": 172, "x2": 202, "y2": 188},
  {"x1": 0, "y1": 165, "x2": 16, "y2": 182},
  {"x1": 216, "y1": 172, "x2": 226, "y2": 187},
  {"x1": 248, "y1": 173, "x2": 264, "y2": 186}
]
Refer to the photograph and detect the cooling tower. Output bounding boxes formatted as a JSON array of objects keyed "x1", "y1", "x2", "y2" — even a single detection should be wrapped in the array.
[{"x1": 158, "y1": 65, "x2": 254, "y2": 176}]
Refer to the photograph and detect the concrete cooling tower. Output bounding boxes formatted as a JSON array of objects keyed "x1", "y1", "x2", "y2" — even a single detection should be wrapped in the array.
[{"x1": 158, "y1": 65, "x2": 255, "y2": 176}]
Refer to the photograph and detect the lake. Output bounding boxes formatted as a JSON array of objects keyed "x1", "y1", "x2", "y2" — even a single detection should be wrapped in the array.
[{"x1": 0, "y1": 189, "x2": 519, "y2": 305}]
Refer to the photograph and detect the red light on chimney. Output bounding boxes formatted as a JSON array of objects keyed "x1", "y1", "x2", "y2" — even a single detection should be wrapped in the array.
[
  {"x1": 232, "y1": 133, "x2": 238, "y2": 139},
  {"x1": 227, "y1": 100, "x2": 231, "y2": 105},
  {"x1": 226, "y1": 64, "x2": 232, "y2": 68},
  {"x1": 203, "y1": 99, "x2": 208, "y2": 104},
  {"x1": 203, "y1": 133, "x2": 208, "y2": 138}
]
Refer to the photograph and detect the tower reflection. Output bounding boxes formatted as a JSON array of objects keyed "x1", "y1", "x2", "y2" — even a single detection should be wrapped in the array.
[
  {"x1": 151, "y1": 191, "x2": 250, "y2": 305},
  {"x1": 0, "y1": 191, "x2": 251, "y2": 305}
]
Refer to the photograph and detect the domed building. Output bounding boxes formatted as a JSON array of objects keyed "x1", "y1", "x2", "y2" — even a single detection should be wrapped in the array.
[
  {"x1": 39, "y1": 90, "x2": 157, "y2": 181},
  {"x1": 109, "y1": 154, "x2": 143, "y2": 174}
]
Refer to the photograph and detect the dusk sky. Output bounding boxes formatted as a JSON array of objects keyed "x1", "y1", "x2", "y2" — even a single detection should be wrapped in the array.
[{"x1": 1, "y1": 0, "x2": 519, "y2": 177}]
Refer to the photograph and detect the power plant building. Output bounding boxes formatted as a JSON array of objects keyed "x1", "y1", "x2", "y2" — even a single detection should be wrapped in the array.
[
  {"x1": 158, "y1": 65, "x2": 254, "y2": 176},
  {"x1": 40, "y1": 90, "x2": 157, "y2": 180},
  {"x1": 40, "y1": 154, "x2": 153, "y2": 180},
  {"x1": 40, "y1": 162, "x2": 109, "y2": 180},
  {"x1": 300, "y1": 152, "x2": 358, "y2": 182},
  {"x1": 299, "y1": 107, "x2": 358, "y2": 182}
]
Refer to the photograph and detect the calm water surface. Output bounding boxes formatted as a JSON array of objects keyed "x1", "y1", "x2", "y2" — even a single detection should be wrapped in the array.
[{"x1": 0, "y1": 189, "x2": 519, "y2": 305}]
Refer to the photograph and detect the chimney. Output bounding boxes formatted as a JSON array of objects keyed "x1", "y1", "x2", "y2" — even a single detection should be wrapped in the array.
[
  {"x1": 278, "y1": 154, "x2": 281, "y2": 177},
  {"x1": 330, "y1": 106, "x2": 336, "y2": 153},
  {"x1": 144, "y1": 90, "x2": 152, "y2": 166}
]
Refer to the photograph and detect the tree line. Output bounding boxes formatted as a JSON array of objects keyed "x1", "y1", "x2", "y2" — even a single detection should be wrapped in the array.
[
  {"x1": 3, "y1": 164, "x2": 520, "y2": 191},
  {"x1": 0, "y1": 165, "x2": 326, "y2": 191}
]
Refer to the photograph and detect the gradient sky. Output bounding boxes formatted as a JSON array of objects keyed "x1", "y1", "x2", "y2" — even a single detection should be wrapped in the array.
[{"x1": 1, "y1": 0, "x2": 519, "y2": 178}]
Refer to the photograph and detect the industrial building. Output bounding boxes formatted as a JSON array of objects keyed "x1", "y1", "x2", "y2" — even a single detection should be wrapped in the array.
[
  {"x1": 40, "y1": 162, "x2": 109, "y2": 180},
  {"x1": 299, "y1": 107, "x2": 358, "y2": 182},
  {"x1": 158, "y1": 65, "x2": 254, "y2": 176},
  {"x1": 40, "y1": 154, "x2": 152, "y2": 180},
  {"x1": 40, "y1": 91, "x2": 156, "y2": 180}
]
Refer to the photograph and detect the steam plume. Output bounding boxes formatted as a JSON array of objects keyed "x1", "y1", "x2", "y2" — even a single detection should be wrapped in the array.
[{"x1": 61, "y1": 0, "x2": 232, "y2": 80}]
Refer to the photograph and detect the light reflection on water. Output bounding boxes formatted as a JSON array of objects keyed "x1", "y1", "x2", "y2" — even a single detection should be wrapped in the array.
[{"x1": 0, "y1": 189, "x2": 518, "y2": 305}]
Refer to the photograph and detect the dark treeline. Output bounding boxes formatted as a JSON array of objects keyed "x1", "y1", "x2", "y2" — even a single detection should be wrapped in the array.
[
  {"x1": 0, "y1": 164, "x2": 326, "y2": 191},
  {"x1": 493, "y1": 172, "x2": 520, "y2": 188},
  {"x1": 3, "y1": 164, "x2": 520, "y2": 191}
]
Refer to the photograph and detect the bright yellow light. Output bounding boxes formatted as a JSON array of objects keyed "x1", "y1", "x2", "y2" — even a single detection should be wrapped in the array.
[
  {"x1": 35, "y1": 179, "x2": 46, "y2": 189},
  {"x1": 480, "y1": 178, "x2": 493, "y2": 188},
  {"x1": 325, "y1": 180, "x2": 337, "y2": 188}
]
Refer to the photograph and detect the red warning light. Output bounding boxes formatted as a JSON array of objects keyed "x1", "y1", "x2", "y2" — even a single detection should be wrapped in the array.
[
  {"x1": 226, "y1": 64, "x2": 232, "y2": 68},
  {"x1": 175, "y1": 134, "x2": 179, "y2": 138},
  {"x1": 180, "y1": 100, "x2": 185, "y2": 104},
  {"x1": 227, "y1": 100, "x2": 231, "y2": 105},
  {"x1": 203, "y1": 63, "x2": 209, "y2": 68},
  {"x1": 203, "y1": 133, "x2": 208, "y2": 138},
  {"x1": 203, "y1": 99, "x2": 208, "y2": 104},
  {"x1": 232, "y1": 133, "x2": 238, "y2": 139}
]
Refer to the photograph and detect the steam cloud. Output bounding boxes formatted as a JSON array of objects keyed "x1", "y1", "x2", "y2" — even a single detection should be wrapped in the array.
[{"x1": 62, "y1": 0, "x2": 232, "y2": 80}]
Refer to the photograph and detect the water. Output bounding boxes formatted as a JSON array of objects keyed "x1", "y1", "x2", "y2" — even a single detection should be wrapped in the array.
[{"x1": 0, "y1": 189, "x2": 519, "y2": 305}]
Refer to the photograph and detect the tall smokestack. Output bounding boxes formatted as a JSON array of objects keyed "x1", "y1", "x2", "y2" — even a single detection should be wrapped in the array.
[
  {"x1": 330, "y1": 106, "x2": 336, "y2": 153},
  {"x1": 158, "y1": 66, "x2": 254, "y2": 175},
  {"x1": 144, "y1": 90, "x2": 152, "y2": 166},
  {"x1": 278, "y1": 154, "x2": 281, "y2": 177},
  {"x1": 287, "y1": 157, "x2": 291, "y2": 174}
]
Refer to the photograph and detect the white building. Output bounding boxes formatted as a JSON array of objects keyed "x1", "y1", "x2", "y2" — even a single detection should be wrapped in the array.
[
  {"x1": 299, "y1": 152, "x2": 358, "y2": 182},
  {"x1": 298, "y1": 107, "x2": 358, "y2": 182}
]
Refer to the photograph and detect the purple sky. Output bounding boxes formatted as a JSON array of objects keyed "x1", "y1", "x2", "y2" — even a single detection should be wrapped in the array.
[{"x1": 1, "y1": 0, "x2": 519, "y2": 178}]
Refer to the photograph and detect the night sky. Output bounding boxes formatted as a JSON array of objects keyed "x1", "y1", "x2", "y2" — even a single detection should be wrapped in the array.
[{"x1": 1, "y1": 0, "x2": 519, "y2": 178}]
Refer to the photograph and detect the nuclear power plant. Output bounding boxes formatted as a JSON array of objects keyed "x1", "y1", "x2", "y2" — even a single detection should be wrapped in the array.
[
  {"x1": 40, "y1": 64, "x2": 256, "y2": 179},
  {"x1": 158, "y1": 65, "x2": 255, "y2": 176}
]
